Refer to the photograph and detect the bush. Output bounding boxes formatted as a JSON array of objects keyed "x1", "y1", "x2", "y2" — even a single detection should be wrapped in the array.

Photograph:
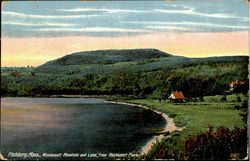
[
  {"x1": 10, "y1": 72, "x2": 21, "y2": 77},
  {"x1": 220, "y1": 95, "x2": 227, "y2": 102},
  {"x1": 145, "y1": 139, "x2": 178, "y2": 160},
  {"x1": 30, "y1": 72, "x2": 35, "y2": 76},
  {"x1": 237, "y1": 96, "x2": 242, "y2": 102},
  {"x1": 182, "y1": 126, "x2": 247, "y2": 160},
  {"x1": 240, "y1": 100, "x2": 248, "y2": 123}
]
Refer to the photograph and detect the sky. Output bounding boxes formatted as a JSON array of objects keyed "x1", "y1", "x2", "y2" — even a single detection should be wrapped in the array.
[{"x1": 1, "y1": 0, "x2": 249, "y2": 67}]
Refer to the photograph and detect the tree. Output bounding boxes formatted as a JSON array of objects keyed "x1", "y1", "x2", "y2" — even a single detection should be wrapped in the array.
[
  {"x1": 10, "y1": 72, "x2": 21, "y2": 77},
  {"x1": 30, "y1": 72, "x2": 35, "y2": 76}
]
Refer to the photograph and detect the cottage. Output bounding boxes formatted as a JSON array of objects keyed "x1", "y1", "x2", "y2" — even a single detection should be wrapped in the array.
[
  {"x1": 169, "y1": 91, "x2": 185, "y2": 103},
  {"x1": 229, "y1": 81, "x2": 246, "y2": 91}
]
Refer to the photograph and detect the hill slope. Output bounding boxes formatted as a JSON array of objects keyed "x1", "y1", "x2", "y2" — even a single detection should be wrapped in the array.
[
  {"x1": 41, "y1": 48, "x2": 172, "y2": 66},
  {"x1": 1, "y1": 47, "x2": 248, "y2": 98}
]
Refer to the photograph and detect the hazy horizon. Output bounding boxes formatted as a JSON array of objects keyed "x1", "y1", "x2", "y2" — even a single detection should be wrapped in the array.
[{"x1": 1, "y1": 47, "x2": 249, "y2": 68}]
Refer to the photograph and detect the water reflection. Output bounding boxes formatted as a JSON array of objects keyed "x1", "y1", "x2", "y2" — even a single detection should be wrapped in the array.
[{"x1": 1, "y1": 97, "x2": 165, "y2": 159}]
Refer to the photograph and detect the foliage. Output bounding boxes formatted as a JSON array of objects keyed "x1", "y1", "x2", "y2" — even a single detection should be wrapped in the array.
[
  {"x1": 144, "y1": 126, "x2": 247, "y2": 160},
  {"x1": 144, "y1": 139, "x2": 178, "y2": 160},
  {"x1": 1, "y1": 51, "x2": 248, "y2": 98},
  {"x1": 10, "y1": 72, "x2": 21, "y2": 77},
  {"x1": 240, "y1": 100, "x2": 248, "y2": 124},
  {"x1": 182, "y1": 126, "x2": 247, "y2": 160},
  {"x1": 204, "y1": 94, "x2": 248, "y2": 103}
]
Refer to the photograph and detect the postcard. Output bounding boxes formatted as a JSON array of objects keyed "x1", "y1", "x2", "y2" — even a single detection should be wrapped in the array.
[{"x1": 1, "y1": 0, "x2": 249, "y2": 160}]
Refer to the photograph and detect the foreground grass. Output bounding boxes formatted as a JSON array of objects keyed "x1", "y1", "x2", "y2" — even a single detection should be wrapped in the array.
[{"x1": 124, "y1": 99, "x2": 246, "y2": 157}]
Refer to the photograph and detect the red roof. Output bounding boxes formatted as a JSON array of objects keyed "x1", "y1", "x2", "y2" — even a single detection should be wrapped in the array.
[
  {"x1": 172, "y1": 91, "x2": 185, "y2": 99},
  {"x1": 230, "y1": 81, "x2": 246, "y2": 85}
]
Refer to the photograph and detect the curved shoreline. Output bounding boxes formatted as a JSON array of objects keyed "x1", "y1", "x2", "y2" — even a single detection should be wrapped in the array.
[
  {"x1": 3, "y1": 95, "x2": 182, "y2": 156},
  {"x1": 105, "y1": 100, "x2": 183, "y2": 155},
  {"x1": 1, "y1": 95, "x2": 111, "y2": 98}
]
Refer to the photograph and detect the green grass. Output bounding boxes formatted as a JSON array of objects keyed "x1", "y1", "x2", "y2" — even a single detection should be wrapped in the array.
[
  {"x1": 124, "y1": 98, "x2": 246, "y2": 154},
  {"x1": 204, "y1": 93, "x2": 248, "y2": 103},
  {"x1": 226, "y1": 93, "x2": 248, "y2": 102}
]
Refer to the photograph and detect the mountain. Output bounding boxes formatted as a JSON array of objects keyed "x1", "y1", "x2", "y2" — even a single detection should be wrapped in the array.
[{"x1": 41, "y1": 48, "x2": 172, "y2": 66}]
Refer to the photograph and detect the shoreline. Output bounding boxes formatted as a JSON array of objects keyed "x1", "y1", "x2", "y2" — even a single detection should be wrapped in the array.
[
  {"x1": 2, "y1": 95, "x2": 183, "y2": 156},
  {"x1": 49, "y1": 94, "x2": 110, "y2": 98},
  {"x1": 1, "y1": 95, "x2": 111, "y2": 98},
  {"x1": 105, "y1": 100, "x2": 184, "y2": 155}
]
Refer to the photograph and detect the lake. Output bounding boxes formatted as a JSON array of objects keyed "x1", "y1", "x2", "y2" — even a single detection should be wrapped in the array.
[{"x1": 1, "y1": 97, "x2": 166, "y2": 160}]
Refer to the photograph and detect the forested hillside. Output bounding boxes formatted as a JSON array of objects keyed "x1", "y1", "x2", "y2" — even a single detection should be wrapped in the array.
[
  {"x1": 1, "y1": 49, "x2": 248, "y2": 98},
  {"x1": 42, "y1": 48, "x2": 172, "y2": 66}
]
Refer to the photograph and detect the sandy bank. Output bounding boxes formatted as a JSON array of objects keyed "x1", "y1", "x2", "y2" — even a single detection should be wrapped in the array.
[{"x1": 105, "y1": 101, "x2": 184, "y2": 155}]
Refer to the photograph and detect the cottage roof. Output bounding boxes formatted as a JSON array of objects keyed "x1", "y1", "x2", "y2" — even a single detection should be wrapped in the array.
[
  {"x1": 230, "y1": 81, "x2": 246, "y2": 85},
  {"x1": 171, "y1": 91, "x2": 185, "y2": 99}
]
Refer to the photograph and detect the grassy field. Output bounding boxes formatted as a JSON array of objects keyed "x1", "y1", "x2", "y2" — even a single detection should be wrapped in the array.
[{"x1": 123, "y1": 96, "x2": 247, "y2": 157}]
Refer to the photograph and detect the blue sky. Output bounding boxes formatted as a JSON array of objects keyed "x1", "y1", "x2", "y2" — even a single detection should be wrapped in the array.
[{"x1": 1, "y1": 0, "x2": 249, "y2": 38}]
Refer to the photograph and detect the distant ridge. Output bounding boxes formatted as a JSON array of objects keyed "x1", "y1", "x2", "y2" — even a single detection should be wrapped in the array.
[{"x1": 41, "y1": 48, "x2": 172, "y2": 66}]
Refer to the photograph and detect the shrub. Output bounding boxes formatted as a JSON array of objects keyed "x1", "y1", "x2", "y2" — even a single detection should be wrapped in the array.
[
  {"x1": 145, "y1": 139, "x2": 178, "y2": 160},
  {"x1": 30, "y1": 72, "x2": 35, "y2": 76},
  {"x1": 220, "y1": 95, "x2": 227, "y2": 102},
  {"x1": 240, "y1": 100, "x2": 248, "y2": 123},
  {"x1": 10, "y1": 72, "x2": 21, "y2": 77},
  {"x1": 182, "y1": 126, "x2": 247, "y2": 160},
  {"x1": 237, "y1": 96, "x2": 242, "y2": 102}
]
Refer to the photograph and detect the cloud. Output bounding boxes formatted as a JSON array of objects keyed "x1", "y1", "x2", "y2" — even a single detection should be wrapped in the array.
[
  {"x1": 154, "y1": 9, "x2": 234, "y2": 18},
  {"x1": 58, "y1": 8, "x2": 151, "y2": 13},
  {"x1": 2, "y1": 2, "x2": 248, "y2": 38},
  {"x1": 145, "y1": 26, "x2": 192, "y2": 31},
  {"x1": 58, "y1": 6, "x2": 236, "y2": 19},
  {"x1": 163, "y1": 4, "x2": 195, "y2": 10},
  {"x1": 157, "y1": 3, "x2": 245, "y2": 19},
  {"x1": 2, "y1": 11, "x2": 104, "y2": 19},
  {"x1": 240, "y1": 17, "x2": 249, "y2": 22},
  {"x1": 34, "y1": 27, "x2": 151, "y2": 33},
  {"x1": 2, "y1": 21, "x2": 75, "y2": 27},
  {"x1": 122, "y1": 21, "x2": 248, "y2": 30},
  {"x1": 161, "y1": 3, "x2": 248, "y2": 20}
]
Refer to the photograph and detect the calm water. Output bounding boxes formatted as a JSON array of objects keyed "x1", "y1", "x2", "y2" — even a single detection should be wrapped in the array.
[{"x1": 1, "y1": 97, "x2": 165, "y2": 160}]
